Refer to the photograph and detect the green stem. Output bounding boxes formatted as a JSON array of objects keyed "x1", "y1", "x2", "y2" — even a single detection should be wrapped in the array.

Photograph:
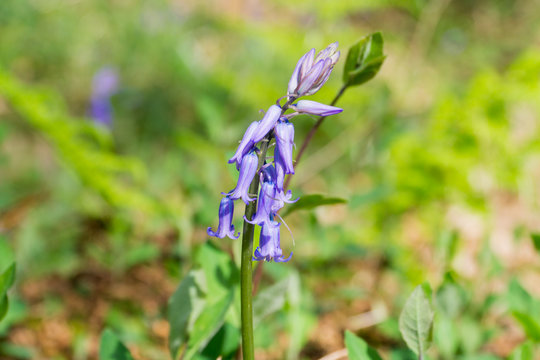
[
  {"x1": 239, "y1": 97, "x2": 295, "y2": 359},
  {"x1": 240, "y1": 137, "x2": 271, "y2": 360}
]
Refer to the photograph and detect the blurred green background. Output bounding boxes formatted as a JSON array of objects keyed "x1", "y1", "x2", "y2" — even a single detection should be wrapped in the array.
[{"x1": 1, "y1": 0, "x2": 540, "y2": 359}]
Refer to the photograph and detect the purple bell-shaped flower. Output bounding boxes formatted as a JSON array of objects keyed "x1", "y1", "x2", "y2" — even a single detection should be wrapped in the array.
[
  {"x1": 229, "y1": 121, "x2": 259, "y2": 170},
  {"x1": 251, "y1": 105, "x2": 282, "y2": 143},
  {"x1": 253, "y1": 222, "x2": 292, "y2": 262},
  {"x1": 207, "y1": 197, "x2": 240, "y2": 239},
  {"x1": 224, "y1": 151, "x2": 258, "y2": 204},
  {"x1": 274, "y1": 119, "x2": 295, "y2": 174}
]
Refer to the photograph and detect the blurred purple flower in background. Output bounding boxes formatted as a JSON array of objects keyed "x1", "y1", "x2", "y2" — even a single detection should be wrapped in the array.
[{"x1": 89, "y1": 67, "x2": 119, "y2": 127}]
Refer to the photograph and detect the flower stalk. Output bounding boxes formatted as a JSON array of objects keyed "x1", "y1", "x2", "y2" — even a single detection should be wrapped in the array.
[{"x1": 207, "y1": 42, "x2": 343, "y2": 360}]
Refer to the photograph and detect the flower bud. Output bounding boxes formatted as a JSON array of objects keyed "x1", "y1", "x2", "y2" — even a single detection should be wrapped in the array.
[{"x1": 291, "y1": 100, "x2": 343, "y2": 116}]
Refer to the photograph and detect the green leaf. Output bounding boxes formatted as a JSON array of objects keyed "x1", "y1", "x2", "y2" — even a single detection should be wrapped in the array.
[
  {"x1": 508, "y1": 279, "x2": 540, "y2": 319},
  {"x1": 168, "y1": 270, "x2": 207, "y2": 359},
  {"x1": 509, "y1": 341, "x2": 535, "y2": 360},
  {"x1": 195, "y1": 242, "x2": 239, "y2": 299},
  {"x1": 281, "y1": 194, "x2": 346, "y2": 217},
  {"x1": 343, "y1": 32, "x2": 386, "y2": 87},
  {"x1": 0, "y1": 295, "x2": 8, "y2": 322},
  {"x1": 168, "y1": 243, "x2": 238, "y2": 360},
  {"x1": 434, "y1": 314, "x2": 458, "y2": 358},
  {"x1": 184, "y1": 292, "x2": 234, "y2": 360},
  {"x1": 398, "y1": 285, "x2": 434, "y2": 358},
  {"x1": 435, "y1": 278, "x2": 466, "y2": 318},
  {"x1": 99, "y1": 329, "x2": 134, "y2": 360},
  {"x1": 0, "y1": 263, "x2": 16, "y2": 297},
  {"x1": 531, "y1": 233, "x2": 540, "y2": 254},
  {"x1": 199, "y1": 322, "x2": 241, "y2": 360},
  {"x1": 345, "y1": 331, "x2": 383, "y2": 360},
  {"x1": 253, "y1": 277, "x2": 290, "y2": 327},
  {"x1": 512, "y1": 312, "x2": 540, "y2": 341},
  {"x1": 0, "y1": 263, "x2": 15, "y2": 322}
]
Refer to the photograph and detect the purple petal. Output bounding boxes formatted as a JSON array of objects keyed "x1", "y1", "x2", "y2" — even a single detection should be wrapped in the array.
[
  {"x1": 296, "y1": 59, "x2": 325, "y2": 96},
  {"x1": 251, "y1": 105, "x2": 282, "y2": 143},
  {"x1": 228, "y1": 121, "x2": 259, "y2": 169},
  {"x1": 274, "y1": 120, "x2": 295, "y2": 174},
  {"x1": 288, "y1": 49, "x2": 313, "y2": 96},
  {"x1": 224, "y1": 151, "x2": 258, "y2": 204},
  {"x1": 299, "y1": 48, "x2": 316, "y2": 80},
  {"x1": 314, "y1": 42, "x2": 338, "y2": 63}
]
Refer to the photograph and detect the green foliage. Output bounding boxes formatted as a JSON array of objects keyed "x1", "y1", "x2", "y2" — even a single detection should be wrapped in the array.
[
  {"x1": 0, "y1": 263, "x2": 16, "y2": 323},
  {"x1": 399, "y1": 284, "x2": 434, "y2": 358},
  {"x1": 0, "y1": 69, "x2": 159, "y2": 216},
  {"x1": 345, "y1": 331, "x2": 383, "y2": 360},
  {"x1": 168, "y1": 243, "x2": 238, "y2": 360},
  {"x1": 530, "y1": 233, "x2": 540, "y2": 254},
  {"x1": 99, "y1": 329, "x2": 135, "y2": 360},
  {"x1": 343, "y1": 32, "x2": 386, "y2": 87}
]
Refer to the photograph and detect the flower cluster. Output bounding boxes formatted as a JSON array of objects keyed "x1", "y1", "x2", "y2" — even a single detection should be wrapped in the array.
[{"x1": 208, "y1": 43, "x2": 343, "y2": 262}]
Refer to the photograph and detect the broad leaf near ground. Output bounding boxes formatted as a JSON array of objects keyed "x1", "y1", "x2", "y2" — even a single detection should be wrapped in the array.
[
  {"x1": 399, "y1": 284, "x2": 434, "y2": 358},
  {"x1": 168, "y1": 242, "x2": 239, "y2": 360},
  {"x1": 99, "y1": 329, "x2": 135, "y2": 360},
  {"x1": 168, "y1": 269, "x2": 207, "y2": 359},
  {"x1": 345, "y1": 331, "x2": 383, "y2": 360},
  {"x1": 183, "y1": 292, "x2": 234, "y2": 360}
]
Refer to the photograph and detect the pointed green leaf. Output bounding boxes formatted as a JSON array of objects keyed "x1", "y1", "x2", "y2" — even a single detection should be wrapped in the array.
[
  {"x1": 168, "y1": 243, "x2": 238, "y2": 360},
  {"x1": 399, "y1": 285, "x2": 434, "y2": 358},
  {"x1": 512, "y1": 312, "x2": 540, "y2": 341},
  {"x1": 343, "y1": 32, "x2": 386, "y2": 87},
  {"x1": 168, "y1": 269, "x2": 207, "y2": 359},
  {"x1": 345, "y1": 331, "x2": 383, "y2": 360},
  {"x1": 99, "y1": 329, "x2": 134, "y2": 360},
  {"x1": 0, "y1": 263, "x2": 16, "y2": 297},
  {"x1": 184, "y1": 292, "x2": 234, "y2": 360},
  {"x1": 281, "y1": 194, "x2": 346, "y2": 217}
]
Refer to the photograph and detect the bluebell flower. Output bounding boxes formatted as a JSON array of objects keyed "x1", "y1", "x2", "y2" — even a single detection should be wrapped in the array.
[
  {"x1": 244, "y1": 180, "x2": 279, "y2": 227},
  {"x1": 291, "y1": 100, "x2": 343, "y2": 116},
  {"x1": 253, "y1": 222, "x2": 292, "y2": 262},
  {"x1": 223, "y1": 150, "x2": 258, "y2": 204},
  {"x1": 209, "y1": 41, "x2": 343, "y2": 264},
  {"x1": 229, "y1": 121, "x2": 259, "y2": 170},
  {"x1": 207, "y1": 197, "x2": 240, "y2": 239},
  {"x1": 287, "y1": 43, "x2": 340, "y2": 98},
  {"x1": 274, "y1": 119, "x2": 295, "y2": 174},
  {"x1": 89, "y1": 67, "x2": 118, "y2": 127},
  {"x1": 251, "y1": 105, "x2": 282, "y2": 143}
]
